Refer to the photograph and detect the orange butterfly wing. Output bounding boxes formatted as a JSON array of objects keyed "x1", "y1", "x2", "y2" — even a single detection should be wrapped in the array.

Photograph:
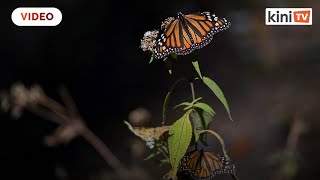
[
  {"x1": 154, "y1": 12, "x2": 231, "y2": 59},
  {"x1": 154, "y1": 18, "x2": 194, "y2": 59},
  {"x1": 184, "y1": 12, "x2": 231, "y2": 50},
  {"x1": 178, "y1": 150, "x2": 236, "y2": 180}
]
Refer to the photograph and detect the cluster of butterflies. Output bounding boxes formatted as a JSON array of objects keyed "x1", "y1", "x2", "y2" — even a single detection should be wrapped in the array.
[
  {"x1": 154, "y1": 11, "x2": 231, "y2": 59},
  {"x1": 177, "y1": 149, "x2": 236, "y2": 180}
]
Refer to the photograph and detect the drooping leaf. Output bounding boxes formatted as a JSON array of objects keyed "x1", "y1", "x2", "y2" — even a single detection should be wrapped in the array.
[
  {"x1": 162, "y1": 78, "x2": 187, "y2": 124},
  {"x1": 149, "y1": 55, "x2": 154, "y2": 64},
  {"x1": 192, "y1": 61, "x2": 203, "y2": 79},
  {"x1": 203, "y1": 76, "x2": 233, "y2": 121},
  {"x1": 168, "y1": 110, "x2": 193, "y2": 176},
  {"x1": 124, "y1": 121, "x2": 170, "y2": 141},
  {"x1": 193, "y1": 102, "x2": 215, "y2": 116}
]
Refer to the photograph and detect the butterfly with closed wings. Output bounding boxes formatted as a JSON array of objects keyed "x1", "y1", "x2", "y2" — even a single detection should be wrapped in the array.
[
  {"x1": 154, "y1": 12, "x2": 231, "y2": 59},
  {"x1": 178, "y1": 149, "x2": 236, "y2": 180}
]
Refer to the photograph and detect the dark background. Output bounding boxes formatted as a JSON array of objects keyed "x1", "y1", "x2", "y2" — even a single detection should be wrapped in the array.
[{"x1": 0, "y1": 0, "x2": 319, "y2": 179}]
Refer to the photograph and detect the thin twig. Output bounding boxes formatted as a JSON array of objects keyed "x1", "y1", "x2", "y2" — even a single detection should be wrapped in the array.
[
  {"x1": 58, "y1": 86, "x2": 79, "y2": 116},
  {"x1": 81, "y1": 126, "x2": 130, "y2": 179},
  {"x1": 20, "y1": 86, "x2": 147, "y2": 180},
  {"x1": 38, "y1": 94, "x2": 70, "y2": 121},
  {"x1": 57, "y1": 89, "x2": 133, "y2": 179},
  {"x1": 27, "y1": 105, "x2": 66, "y2": 124}
]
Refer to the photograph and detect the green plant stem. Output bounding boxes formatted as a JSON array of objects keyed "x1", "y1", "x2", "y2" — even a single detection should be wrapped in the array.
[
  {"x1": 190, "y1": 82, "x2": 198, "y2": 150},
  {"x1": 199, "y1": 130, "x2": 230, "y2": 160},
  {"x1": 190, "y1": 82, "x2": 196, "y2": 101},
  {"x1": 162, "y1": 78, "x2": 187, "y2": 124}
]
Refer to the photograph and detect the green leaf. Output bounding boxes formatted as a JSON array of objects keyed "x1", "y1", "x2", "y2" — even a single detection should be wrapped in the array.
[
  {"x1": 144, "y1": 151, "x2": 160, "y2": 160},
  {"x1": 174, "y1": 97, "x2": 203, "y2": 111},
  {"x1": 194, "y1": 131, "x2": 200, "y2": 142},
  {"x1": 191, "y1": 97, "x2": 203, "y2": 105},
  {"x1": 203, "y1": 76, "x2": 233, "y2": 121},
  {"x1": 159, "y1": 144, "x2": 169, "y2": 154},
  {"x1": 168, "y1": 110, "x2": 193, "y2": 176},
  {"x1": 193, "y1": 102, "x2": 215, "y2": 116},
  {"x1": 160, "y1": 159, "x2": 170, "y2": 166},
  {"x1": 173, "y1": 102, "x2": 192, "y2": 109},
  {"x1": 191, "y1": 110, "x2": 213, "y2": 131},
  {"x1": 183, "y1": 105, "x2": 193, "y2": 111},
  {"x1": 149, "y1": 55, "x2": 154, "y2": 64},
  {"x1": 192, "y1": 61, "x2": 203, "y2": 79},
  {"x1": 160, "y1": 159, "x2": 170, "y2": 163},
  {"x1": 162, "y1": 79, "x2": 186, "y2": 124},
  {"x1": 190, "y1": 110, "x2": 213, "y2": 145}
]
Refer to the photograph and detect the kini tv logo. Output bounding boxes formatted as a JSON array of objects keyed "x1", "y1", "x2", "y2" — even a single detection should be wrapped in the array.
[{"x1": 266, "y1": 8, "x2": 312, "y2": 25}]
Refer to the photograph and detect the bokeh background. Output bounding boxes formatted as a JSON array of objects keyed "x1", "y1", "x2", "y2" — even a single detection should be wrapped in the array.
[{"x1": 0, "y1": 0, "x2": 319, "y2": 179}]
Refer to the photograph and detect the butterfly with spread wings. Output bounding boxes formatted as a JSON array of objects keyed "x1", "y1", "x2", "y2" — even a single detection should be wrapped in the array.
[
  {"x1": 154, "y1": 12, "x2": 231, "y2": 59},
  {"x1": 178, "y1": 149, "x2": 236, "y2": 180}
]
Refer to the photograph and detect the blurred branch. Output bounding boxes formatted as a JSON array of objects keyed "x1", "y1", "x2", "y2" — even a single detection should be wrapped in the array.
[
  {"x1": 0, "y1": 83, "x2": 152, "y2": 180},
  {"x1": 58, "y1": 86, "x2": 80, "y2": 116},
  {"x1": 284, "y1": 114, "x2": 305, "y2": 153},
  {"x1": 271, "y1": 113, "x2": 306, "y2": 180},
  {"x1": 81, "y1": 126, "x2": 129, "y2": 179}
]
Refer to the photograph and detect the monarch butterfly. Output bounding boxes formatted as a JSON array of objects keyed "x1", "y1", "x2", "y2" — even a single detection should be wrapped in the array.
[
  {"x1": 154, "y1": 12, "x2": 231, "y2": 59},
  {"x1": 178, "y1": 149, "x2": 236, "y2": 180}
]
